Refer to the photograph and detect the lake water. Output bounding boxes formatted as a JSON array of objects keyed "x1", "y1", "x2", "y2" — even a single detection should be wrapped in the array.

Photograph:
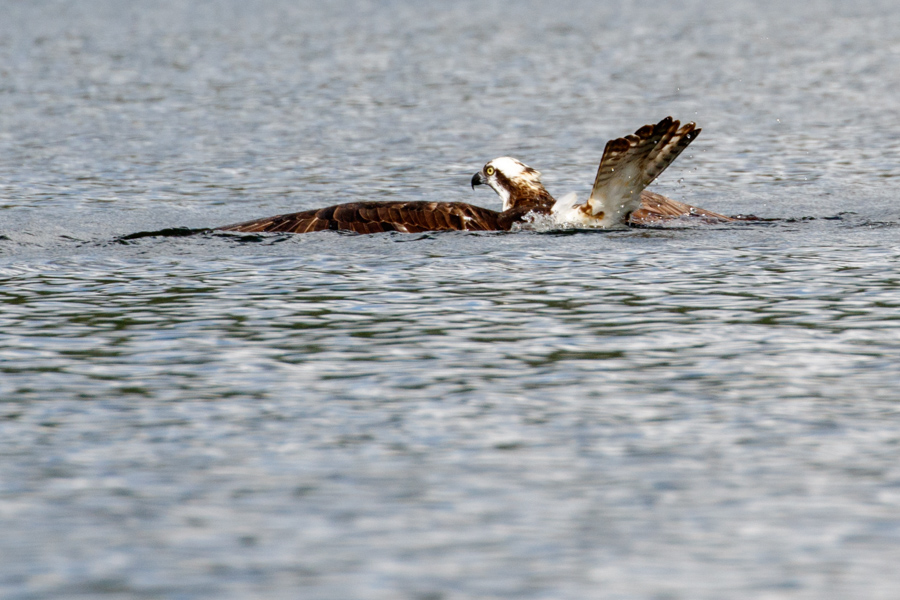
[{"x1": 2, "y1": 1, "x2": 900, "y2": 598}]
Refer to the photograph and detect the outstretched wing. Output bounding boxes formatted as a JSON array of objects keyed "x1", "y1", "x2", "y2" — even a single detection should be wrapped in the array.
[
  {"x1": 585, "y1": 117, "x2": 700, "y2": 227},
  {"x1": 630, "y1": 190, "x2": 733, "y2": 224},
  {"x1": 218, "y1": 207, "x2": 332, "y2": 233},
  {"x1": 217, "y1": 201, "x2": 512, "y2": 234}
]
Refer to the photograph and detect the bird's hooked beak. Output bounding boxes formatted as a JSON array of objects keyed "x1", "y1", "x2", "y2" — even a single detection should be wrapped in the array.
[{"x1": 471, "y1": 171, "x2": 486, "y2": 190}]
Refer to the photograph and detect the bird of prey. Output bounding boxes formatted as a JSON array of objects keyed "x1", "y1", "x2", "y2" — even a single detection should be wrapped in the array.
[{"x1": 217, "y1": 117, "x2": 735, "y2": 235}]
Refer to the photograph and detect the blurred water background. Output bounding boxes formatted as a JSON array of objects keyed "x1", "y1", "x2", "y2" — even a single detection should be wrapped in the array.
[{"x1": 2, "y1": 1, "x2": 900, "y2": 598}]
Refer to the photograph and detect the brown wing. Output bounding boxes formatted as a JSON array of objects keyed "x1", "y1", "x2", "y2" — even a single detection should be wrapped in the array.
[
  {"x1": 629, "y1": 190, "x2": 734, "y2": 224},
  {"x1": 588, "y1": 117, "x2": 699, "y2": 200},
  {"x1": 216, "y1": 201, "x2": 517, "y2": 234},
  {"x1": 217, "y1": 207, "x2": 332, "y2": 233},
  {"x1": 581, "y1": 117, "x2": 701, "y2": 226}
]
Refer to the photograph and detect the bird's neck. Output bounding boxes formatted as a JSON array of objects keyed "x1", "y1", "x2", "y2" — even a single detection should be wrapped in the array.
[{"x1": 505, "y1": 184, "x2": 556, "y2": 212}]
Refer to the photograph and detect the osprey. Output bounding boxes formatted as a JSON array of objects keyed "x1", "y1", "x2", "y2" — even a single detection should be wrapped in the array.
[{"x1": 217, "y1": 117, "x2": 734, "y2": 235}]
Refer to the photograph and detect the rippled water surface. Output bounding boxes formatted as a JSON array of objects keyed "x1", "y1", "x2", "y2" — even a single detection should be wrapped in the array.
[{"x1": 2, "y1": 1, "x2": 900, "y2": 598}]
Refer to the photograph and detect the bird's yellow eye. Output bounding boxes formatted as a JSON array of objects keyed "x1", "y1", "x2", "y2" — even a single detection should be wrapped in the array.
[{"x1": 485, "y1": 166, "x2": 495, "y2": 176}]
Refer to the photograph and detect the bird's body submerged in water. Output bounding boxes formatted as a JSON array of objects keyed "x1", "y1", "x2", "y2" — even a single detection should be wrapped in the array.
[{"x1": 217, "y1": 117, "x2": 737, "y2": 235}]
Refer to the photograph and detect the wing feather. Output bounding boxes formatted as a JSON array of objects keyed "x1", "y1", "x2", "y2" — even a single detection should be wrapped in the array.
[
  {"x1": 583, "y1": 117, "x2": 701, "y2": 228},
  {"x1": 216, "y1": 201, "x2": 512, "y2": 234},
  {"x1": 630, "y1": 191, "x2": 733, "y2": 224}
]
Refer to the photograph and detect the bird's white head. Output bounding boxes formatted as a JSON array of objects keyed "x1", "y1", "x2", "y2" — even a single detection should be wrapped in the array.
[{"x1": 471, "y1": 157, "x2": 552, "y2": 211}]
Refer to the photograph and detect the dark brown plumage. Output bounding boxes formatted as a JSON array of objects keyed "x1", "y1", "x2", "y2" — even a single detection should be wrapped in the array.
[
  {"x1": 632, "y1": 191, "x2": 731, "y2": 223},
  {"x1": 217, "y1": 117, "x2": 739, "y2": 235},
  {"x1": 217, "y1": 201, "x2": 539, "y2": 234}
]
